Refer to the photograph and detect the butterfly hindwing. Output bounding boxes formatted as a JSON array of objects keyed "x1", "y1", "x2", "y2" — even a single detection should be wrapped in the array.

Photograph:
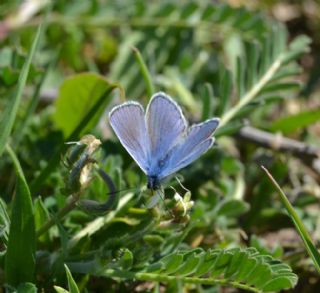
[
  {"x1": 172, "y1": 118, "x2": 219, "y2": 161},
  {"x1": 159, "y1": 118, "x2": 219, "y2": 179},
  {"x1": 109, "y1": 102, "x2": 150, "y2": 174},
  {"x1": 160, "y1": 138, "x2": 215, "y2": 179}
]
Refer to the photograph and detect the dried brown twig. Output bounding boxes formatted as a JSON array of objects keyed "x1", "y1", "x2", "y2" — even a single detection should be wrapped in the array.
[{"x1": 236, "y1": 126, "x2": 320, "y2": 165}]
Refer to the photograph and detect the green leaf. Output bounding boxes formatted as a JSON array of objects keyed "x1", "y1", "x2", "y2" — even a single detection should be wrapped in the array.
[
  {"x1": 224, "y1": 249, "x2": 247, "y2": 278},
  {"x1": 17, "y1": 283, "x2": 37, "y2": 293},
  {"x1": 64, "y1": 265, "x2": 80, "y2": 293},
  {"x1": 246, "y1": 42, "x2": 259, "y2": 87},
  {"x1": 234, "y1": 255, "x2": 257, "y2": 282},
  {"x1": 54, "y1": 286, "x2": 69, "y2": 293},
  {"x1": 260, "y1": 82, "x2": 300, "y2": 94},
  {"x1": 217, "y1": 68, "x2": 232, "y2": 116},
  {"x1": 215, "y1": 120, "x2": 244, "y2": 137},
  {"x1": 219, "y1": 27, "x2": 310, "y2": 128},
  {"x1": 34, "y1": 196, "x2": 51, "y2": 243},
  {"x1": 246, "y1": 259, "x2": 271, "y2": 287},
  {"x1": 0, "y1": 198, "x2": 10, "y2": 246},
  {"x1": 101, "y1": 247, "x2": 297, "y2": 292},
  {"x1": 0, "y1": 25, "x2": 42, "y2": 157},
  {"x1": 216, "y1": 199, "x2": 249, "y2": 217},
  {"x1": 53, "y1": 73, "x2": 114, "y2": 137},
  {"x1": 174, "y1": 252, "x2": 204, "y2": 276},
  {"x1": 193, "y1": 251, "x2": 219, "y2": 276},
  {"x1": 236, "y1": 57, "x2": 246, "y2": 98},
  {"x1": 5, "y1": 145, "x2": 36, "y2": 286},
  {"x1": 282, "y1": 35, "x2": 311, "y2": 64},
  {"x1": 144, "y1": 262, "x2": 164, "y2": 273},
  {"x1": 270, "y1": 109, "x2": 320, "y2": 134},
  {"x1": 118, "y1": 248, "x2": 134, "y2": 270},
  {"x1": 262, "y1": 275, "x2": 297, "y2": 292},
  {"x1": 201, "y1": 83, "x2": 213, "y2": 120},
  {"x1": 210, "y1": 251, "x2": 233, "y2": 277},
  {"x1": 161, "y1": 253, "x2": 184, "y2": 274},
  {"x1": 0, "y1": 67, "x2": 19, "y2": 86}
]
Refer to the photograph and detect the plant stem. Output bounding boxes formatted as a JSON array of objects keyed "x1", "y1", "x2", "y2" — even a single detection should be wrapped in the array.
[
  {"x1": 68, "y1": 192, "x2": 134, "y2": 248},
  {"x1": 36, "y1": 194, "x2": 79, "y2": 237},
  {"x1": 103, "y1": 269, "x2": 261, "y2": 293},
  {"x1": 25, "y1": 16, "x2": 258, "y2": 40},
  {"x1": 131, "y1": 46, "x2": 155, "y2": 98},
  {"x1": 261, "y1": 166, "x2": 320, "y2": 274},
  {"x1": 219, "y1": 57, "x2": 282, "y2": 128}
]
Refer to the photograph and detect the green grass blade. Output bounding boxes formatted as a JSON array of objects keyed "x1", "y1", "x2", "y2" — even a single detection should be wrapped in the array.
[
  {"x1": 261, "y1": 166, "x2": 320, "y2": 274},
  {"x1": 64, "y1": 265, "x2": 80, "y2": 293},
  {"x1": 201, "y1": 83, "x2": 213, "y2": 120},
  {"x1": 0, "y1": 24, "x2": 42, "y2": 157},
  {"x1": 14, "y1": 51, "x2": 60, "y2": 145},
  {"x1": 131, "y1": 46, "x2": 155, "y2": 98},
  {"x1": 17, "y1": 283, "x2": 37, "y2": 293},
  {"x1": 5, "y1": 145, "x2": 36, "y2": 286},
  {"x1": 54, "y1": 286, "x2": 69, "y2": 293}
]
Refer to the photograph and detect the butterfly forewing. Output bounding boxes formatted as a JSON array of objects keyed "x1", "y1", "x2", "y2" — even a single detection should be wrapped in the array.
[
  {"x1": 146, "y1": 93, "x2": 187, "y2": 168},
  {"x1": 109, "y1": 102, "x2": 150, "y2": 174}
]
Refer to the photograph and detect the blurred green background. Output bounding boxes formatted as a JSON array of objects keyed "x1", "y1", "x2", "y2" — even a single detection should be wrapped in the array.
[{"x1": 0, "y1": 0, "x2": 320, "y2": 292}]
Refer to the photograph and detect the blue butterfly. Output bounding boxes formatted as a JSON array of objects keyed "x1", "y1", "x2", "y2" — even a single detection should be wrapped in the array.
[{"x1": 109, "y1": 92, "x2": 220, "y2": 190}]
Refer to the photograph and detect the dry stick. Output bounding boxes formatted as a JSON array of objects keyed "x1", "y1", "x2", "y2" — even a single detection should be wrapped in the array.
[{"x1": 236, "y1": 126, "x2": 320, "y2": 164}]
